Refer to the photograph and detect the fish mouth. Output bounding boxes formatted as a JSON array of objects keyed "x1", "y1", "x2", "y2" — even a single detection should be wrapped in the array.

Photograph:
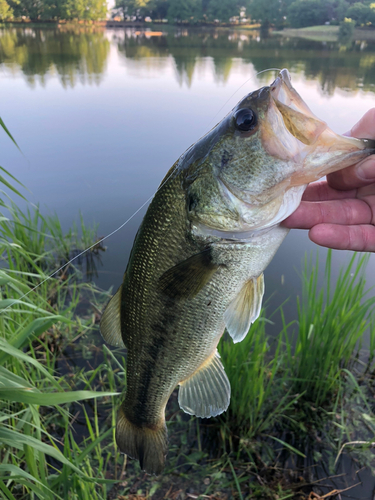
[
  {"x1": 269, "y1": 68, "x2": 375, "y2": 184},
  {"x1": 270, "y1": 69, "x2": 328, "y2": 148}
]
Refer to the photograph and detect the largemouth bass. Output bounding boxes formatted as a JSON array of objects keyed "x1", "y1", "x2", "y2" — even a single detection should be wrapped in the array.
[{"x1": 100, "y1": 69, "x2": 375, "y2": 474}]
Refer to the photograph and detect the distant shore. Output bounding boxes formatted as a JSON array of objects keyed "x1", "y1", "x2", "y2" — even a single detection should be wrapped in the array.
[
  {"x1": 1, "y1": 21, "x2": 375, "y2": 41},
  {"x1": 0, "y1": 19, "x2": 261, "y2": 30},
  {"x1": 274, "y1": 24, "x2": 375, "y2": 41}
]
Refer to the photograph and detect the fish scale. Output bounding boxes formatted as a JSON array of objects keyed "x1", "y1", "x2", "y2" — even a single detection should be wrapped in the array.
[{"x1": 100, "y1": 68, "x2": 375, "y2": 474}]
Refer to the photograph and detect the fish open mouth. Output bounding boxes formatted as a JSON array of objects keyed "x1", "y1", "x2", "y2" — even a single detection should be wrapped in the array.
[
  {"x1": 269, "y1": 68, "x2": 375, "y2": 184},
  {"x1": 270, "y1": 69, "x2": 327, "y2": 147}
]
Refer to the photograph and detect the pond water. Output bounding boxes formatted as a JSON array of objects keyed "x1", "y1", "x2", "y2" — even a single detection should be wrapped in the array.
[
  {"x1": 1, "y1": 26, "x2": 375, "y2": 305},
  {"x1": 1, "y1": 25, "x2": 375, "y2": 497}
]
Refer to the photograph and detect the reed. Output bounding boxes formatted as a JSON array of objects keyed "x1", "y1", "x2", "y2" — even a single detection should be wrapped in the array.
[
  {"x1": 289, "y1": 250, "x2": 375, "y2": 406},
  {"x1": 0, "y1": 145, "x2": 120, "y2": 497},
  {"x1": 1, "y1": 119, "x2": 375, "y2": 499}
]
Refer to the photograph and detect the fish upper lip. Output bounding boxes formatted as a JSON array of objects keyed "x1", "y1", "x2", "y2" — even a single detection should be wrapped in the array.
[{"x1": 270, "y1": 68, "x2": 292, "y2": 105}]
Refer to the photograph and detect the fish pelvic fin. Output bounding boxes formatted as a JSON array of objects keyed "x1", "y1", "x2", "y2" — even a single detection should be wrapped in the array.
[
  {"x1": 178, "y1": 349, "x2": 231, "y2": 418},
  {"x1": 224, "y1": 273, "x2": 265, "y2": 344},
  {"x1": 158, "y1": 248, "x2": 219, "y2": 299},
  {"x1": 100, "y1": 286, "x2": 126, "y2": 348},
  {"x1": 116, "y1": 407, "x2": 168, "y2": 475}
]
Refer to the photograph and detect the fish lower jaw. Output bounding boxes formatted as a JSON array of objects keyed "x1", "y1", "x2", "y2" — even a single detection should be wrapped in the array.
[
  {"x1": 192, "y1": 222, "x2": 275, "y2": 242},
  {"x1": 192, "y1": 184, "x2": 306, "y2": 243}
]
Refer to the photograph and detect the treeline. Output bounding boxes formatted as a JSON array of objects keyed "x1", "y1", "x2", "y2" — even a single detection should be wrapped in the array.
[
  {"x1": 0, "y1": 0, "x2": 107, "y2": 21},
  {"x1": 0, "y1": 0, "x2": 374, "y2": 27},
  {"x1": 114, "y1": 0, "x2": 375, "y2": 26}
]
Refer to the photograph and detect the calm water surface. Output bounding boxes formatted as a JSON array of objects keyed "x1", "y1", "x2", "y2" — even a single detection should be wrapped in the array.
[
  {"x1": 1, "y1": 26, "x2": 374, "y2": 312},
  {"x1": 1, "y1": 25, "x2": 375, "y2": 497}
]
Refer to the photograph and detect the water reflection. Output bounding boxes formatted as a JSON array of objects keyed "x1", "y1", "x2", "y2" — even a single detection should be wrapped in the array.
[
  {"x1": 1, "y1": 26, "x2": 375, "y2": 94},
  {"x1": 115, "y1": 29, "x2": 375, "y2": 93},
  {"x1": 0, "y1": 27, "x2": 110, "y2": 87}
]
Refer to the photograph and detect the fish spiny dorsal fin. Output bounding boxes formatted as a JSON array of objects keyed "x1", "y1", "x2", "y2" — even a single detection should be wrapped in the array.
[
  {"x1": 178, "y1": 350, "x2": 230, "y2": 418},
  {"x1": 224, "y1": 273, "x2": 265, "y2": 344},
  {"x1": 158, "y1": 248, "x2": 219, "y2": 299},
  {"x1": 100, "y1": 286, "x2": 126, "y2": 348}
]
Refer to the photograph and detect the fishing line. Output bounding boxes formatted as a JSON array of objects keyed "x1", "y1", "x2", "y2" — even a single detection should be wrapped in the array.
[
  {"x1": 1, "y1": 179, "x2": 172, "y2": 313},
  {"x1": 207, "y1": 68, "x2": 281, "y2": 128},
  {"x1": 2, "y1": 67, "x2": 282, "y2": 314}
]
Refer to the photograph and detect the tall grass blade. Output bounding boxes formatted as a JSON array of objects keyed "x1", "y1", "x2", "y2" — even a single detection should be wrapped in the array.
[{"x1": 0, "y1": 118, "x2": 21, "y2": 152}]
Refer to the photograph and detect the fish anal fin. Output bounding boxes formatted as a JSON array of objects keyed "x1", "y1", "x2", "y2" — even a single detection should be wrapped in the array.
[
  {"x1": 178, "y1": 350, "x2": 231, "y2": 418},
  {"x1": 116, "y1": 407, "x2": 168, "y2": 475},
  {"x1": 158, "y1": 248, "x2": 219, "y2": 299},
  {"x1": 224, "y1": 273, "x2": 265, "y2": 344},
  {"x1": 100, "y1": 286, "x2": 126, "y2": 348}
]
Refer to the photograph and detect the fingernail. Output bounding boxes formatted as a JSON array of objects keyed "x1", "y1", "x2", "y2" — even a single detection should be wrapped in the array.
[{"x1": 357, "y1": 159, "x2": 375, "y2": 181}]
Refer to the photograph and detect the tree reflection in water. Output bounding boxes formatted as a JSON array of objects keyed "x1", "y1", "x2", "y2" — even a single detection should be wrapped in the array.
[{"x1": 1, "y1": 26, "x2": 375, "y2": 94}]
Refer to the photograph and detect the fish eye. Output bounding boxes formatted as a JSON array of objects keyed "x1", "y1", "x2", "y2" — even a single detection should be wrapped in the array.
[{"x1": 234, "y1": 108, "x2": 257, "y2": 132}]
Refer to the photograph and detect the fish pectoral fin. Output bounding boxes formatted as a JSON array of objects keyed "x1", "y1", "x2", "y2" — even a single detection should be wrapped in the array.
[
  {"x1": 158, "y1": 249, "x2": 219, "y2": 299},
  {"x1": 178, "y1": 350, "x2": 231, "y2": 418},
  {"x1": 224, "y1": 273, "x2": 265, "y2": 344},
  {"x1": 100, "y1": 286, "x2": 126, "y2": 348}
]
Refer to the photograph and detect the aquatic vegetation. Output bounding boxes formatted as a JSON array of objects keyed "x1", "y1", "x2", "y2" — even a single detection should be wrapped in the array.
[
  {"x1": 0, "y1": 162, "x2": 121, "y2": 498},
  {"x1": 1, "y1": 120, "x2": 375, "y2": 499}
]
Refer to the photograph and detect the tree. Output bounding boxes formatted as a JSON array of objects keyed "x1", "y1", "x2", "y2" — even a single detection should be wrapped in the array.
[
  {"x1": 347, "y1": 2, "x2": 375, "y2": 25},
  {"x1": 149, "y1": 0, "x2": 169, "y2": 19},
  {"x1": 167, "y1": 0, "x2": 202, "y2": 23},
  {"x1": 206, "y1": 0, "x2": 239, "y2": 22},
  {"x1": 0, "y1": 0, "x2": 13, "y2": 19},
  {"x1": 41, "y1": 0, "x2": 68, "y2": 20},
  {"x1": 287, "y1": 0, "x2": 330, "y2": 27},
  {"x1": 86, "y1": 0, "x2": 107, "y2": 19},
  {"x1": 247, "y1": 0, "x2": 294, "y2": 28},
  {"x1": 115, "y1": 0, "x2": 152, "y2": 19},
  {"x1": 64, "y1": 0, "x2": 88, "y2": 19},
  {"x1": 8, "y1": 0, "x2": 44, "y2": 19}
]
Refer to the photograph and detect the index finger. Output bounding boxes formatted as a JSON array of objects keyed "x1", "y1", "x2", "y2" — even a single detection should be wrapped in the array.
[{"x1": 327, "y1": 108, "x2": 375, "y2": 191}]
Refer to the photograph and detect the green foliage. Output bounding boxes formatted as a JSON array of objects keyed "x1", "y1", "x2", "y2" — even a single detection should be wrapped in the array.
[
  {"x1": 167, "y1": 0, "x2": 202, "y2": 23},
  {"x1": 247, "y1": 0, "x2": 291, "y2": 27},
  {"x1": 287, "y1": 0, "x2": 331, "y2": 28},
  {"x1": 218, "y1": 249, "x2": 375, "y2": 461},
  {"x1": 7, "y1": 0, "x2": 107, "y2": 21},
  {"x1": 289, "y1": 251, "x2": 374, "y2": 405},
  {"x1": 0, "y1": 0, "x2": 13, "y2": 20},
  {"x1": 149, "y1": 0, "x2": 169, "y2": 19},
  {"x1": 339, "y1": 16, "x2": 355, "y2": 36},
  {"x1": 114, "y1": 0, "x2": 153, "y2": 18},
  {"x1": 219, "y1": 320, "x2": 294, "y2": 439},
  {"x1": 0, "y1": 120, "x2": 122, "y2": 499},
  {"x1": 8, "y1": 0, "x2": 44, "y2": 19},
  {"x1": 64, "y1": 0, "x2": 107, "y2": 20},
  {"x1": 347, "y1": 1, "x2": 375, "y2": 25},
  {"x1": 206, "y1": 0, "x2": 239, "y2": 22},
  {"x1": 247, "y1": 0, "x2": 371, "y2": 29},
  {"x1": 1, "y1": 117, "x2": 375, "y2": 496}
]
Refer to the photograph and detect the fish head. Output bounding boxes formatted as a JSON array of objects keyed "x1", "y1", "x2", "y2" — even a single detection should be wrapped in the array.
[{"x1": 186, "y1": 69, "x2": 375, "y2": 236}]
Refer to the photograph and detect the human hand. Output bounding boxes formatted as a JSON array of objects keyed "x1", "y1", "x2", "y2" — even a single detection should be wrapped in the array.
[{"x1": 282, "y1": 108, "x2": 375, "y2": 252}]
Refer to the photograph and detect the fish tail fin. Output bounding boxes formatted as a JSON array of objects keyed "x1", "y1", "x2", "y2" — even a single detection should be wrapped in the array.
[{"x1": 116, "y1": 406, "x2": 168, "y2": 475}]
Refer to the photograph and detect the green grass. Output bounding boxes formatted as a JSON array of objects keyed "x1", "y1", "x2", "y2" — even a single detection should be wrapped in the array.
[{"x1": 1, "y1": 118, "x2": 375, "y2": 499}]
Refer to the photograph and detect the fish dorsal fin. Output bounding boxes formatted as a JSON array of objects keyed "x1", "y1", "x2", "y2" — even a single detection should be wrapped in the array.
[
  {"x1": 178, "y1": 350, "x2": 231, "y2": 418},
  {"x1": 224, "y1": 274, "x2": 265, "y2": 344},
  {"x1": 158, "y1": 249, "x2": 219, "y2": 299},
  {"x1": 100, "y1": 286, "x2": 126, "y2": 348}
]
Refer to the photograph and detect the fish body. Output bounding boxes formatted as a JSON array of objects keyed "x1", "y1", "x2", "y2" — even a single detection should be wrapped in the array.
[{"x1": 100, "y1": 69, "x2": 375, "y2": 474}]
